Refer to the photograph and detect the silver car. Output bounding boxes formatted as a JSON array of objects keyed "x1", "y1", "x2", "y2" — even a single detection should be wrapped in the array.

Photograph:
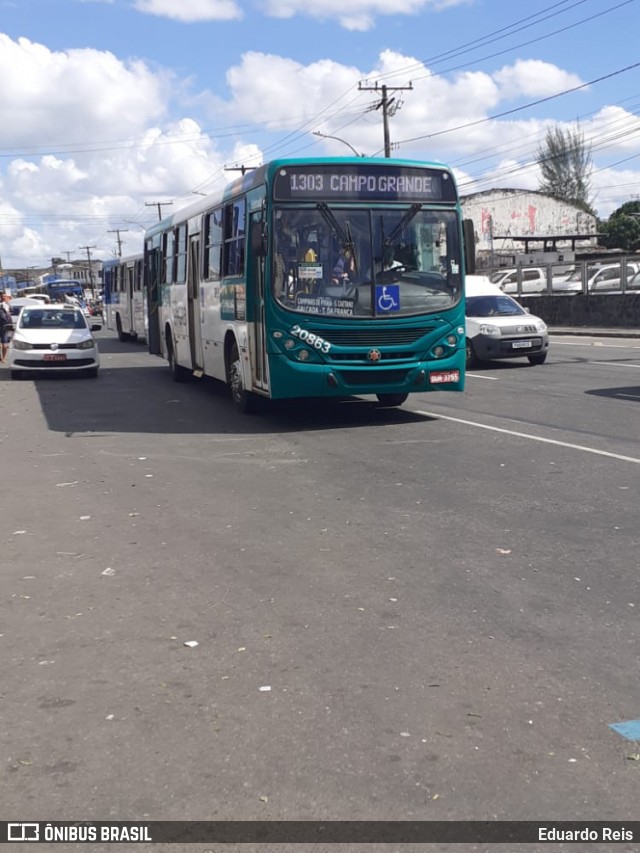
[{"x1": 9, "y1": 304, "x2": 101, "y2": 379}]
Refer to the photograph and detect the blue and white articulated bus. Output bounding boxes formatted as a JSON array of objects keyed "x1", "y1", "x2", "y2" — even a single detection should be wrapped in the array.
[
  {"x1": 103, "y1": 253, "x2": 147, "y2": 342},
  {"x1": 144, "y1": 156, "x2": 475, "y2": 412}
]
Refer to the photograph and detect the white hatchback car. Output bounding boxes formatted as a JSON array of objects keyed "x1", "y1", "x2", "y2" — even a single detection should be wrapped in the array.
[{"x1": 9, "y1": 304, "x2": 101, "y2": 379}]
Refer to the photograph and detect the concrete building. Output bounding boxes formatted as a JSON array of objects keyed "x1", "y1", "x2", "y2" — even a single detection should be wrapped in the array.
[{"x1": 461, "y1": 188, "x2": 598, "y2": 268}]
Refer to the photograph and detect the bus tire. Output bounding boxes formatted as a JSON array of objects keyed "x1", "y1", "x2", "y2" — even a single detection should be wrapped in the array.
[
  {"x1": 465, "y1": 338, "x2": 479, "y2": 368},
  {"x1": 376, "y1": 393, "x2": 408, "y2": 407},
  {"x1": 528, "y1": 352, "x2": 547, "y2": 365},
  {"x1": 228, "y1": 341, "x2": 258, "y2": 413},
  {"x1": 167, "y1": 333, "x2": 190, "y2": 383}
]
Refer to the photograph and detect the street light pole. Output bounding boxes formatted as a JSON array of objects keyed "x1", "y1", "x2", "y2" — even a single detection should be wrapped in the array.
[{"x1": 313, "y1": 131, "x2": 364, "y2": 157}]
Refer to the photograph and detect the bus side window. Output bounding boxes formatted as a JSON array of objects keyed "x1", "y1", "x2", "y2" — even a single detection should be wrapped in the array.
[
  {"x1": 204, "y1": 208, "x2": 223, "y2": 281},
  {"x1": 223, "y1": 199, "x2": 246, "y2": 277}
]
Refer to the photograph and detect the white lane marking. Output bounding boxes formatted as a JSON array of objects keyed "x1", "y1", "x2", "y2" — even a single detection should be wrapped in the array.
[
  {"x1": 414, "y1": 410, "x2": 640, "y2": 465},
  {"x1": 591, "y1": 361, "x2": 640, "y2": 370},
  {"x1": 553, "y1": 341, "x2": 640, "y2": 349},
  {"x1": 466, "y1": 373, "x2": 498, "y2": 380}
]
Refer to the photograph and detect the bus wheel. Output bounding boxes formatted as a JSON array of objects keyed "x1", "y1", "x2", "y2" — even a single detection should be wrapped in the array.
[
  {"x1": 116, "y1": 315, "x2": 128, "y2": 342},
  {"x1": 167, "y1": 335, "x2": 190, "y2": 383},
  {"x1": 228, "y1": 342, "x2": 258, "y2": 413},
  {"x1": 376, "y1": 393, "x2": 408, "y2": 407},
  {"x1": 465, "y1": 338, "x2": 478, "y2": 368}
]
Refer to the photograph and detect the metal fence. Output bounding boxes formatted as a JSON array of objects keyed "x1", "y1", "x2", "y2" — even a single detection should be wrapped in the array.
[{"x1": 479, "y1": 257, "x2": 640, "y2": 297}]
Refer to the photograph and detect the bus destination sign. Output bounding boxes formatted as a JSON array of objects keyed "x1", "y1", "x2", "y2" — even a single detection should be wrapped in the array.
[{"x1": 273, "y1": 165, "x2": 456, "y2": 202}]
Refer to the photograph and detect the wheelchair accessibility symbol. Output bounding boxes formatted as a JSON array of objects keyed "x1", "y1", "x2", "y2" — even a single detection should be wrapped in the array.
[{"x1": 376, "y1": 285, "x2": 400, "y2": 312}]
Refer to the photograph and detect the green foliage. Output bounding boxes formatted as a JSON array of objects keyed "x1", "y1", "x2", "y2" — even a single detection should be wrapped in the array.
[
  {"x1": 536, "y1": 125, "x2": 595, "y2": 215},
  {"x1": 600, "y1": 201, "x2": 640, "y2": 251}
]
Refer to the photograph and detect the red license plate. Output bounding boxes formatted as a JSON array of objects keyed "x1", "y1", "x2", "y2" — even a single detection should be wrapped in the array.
[
  {"x1": 44, "y1": 353, "x2": 67, "y2": 362},
  {"x1": 429, "y1": 369, "x2": 460, "y2": 384}
]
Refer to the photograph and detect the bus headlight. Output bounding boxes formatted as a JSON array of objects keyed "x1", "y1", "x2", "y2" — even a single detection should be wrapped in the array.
[
  {"x1": 284, "y1": 338, "x2": 296, "y2": 350},
  {"x1": 433, "y1": 345, "x2": 445, "y2": 358},
  {"x1": 297, "y1": 349, "x2": 310, "y2": 361}
]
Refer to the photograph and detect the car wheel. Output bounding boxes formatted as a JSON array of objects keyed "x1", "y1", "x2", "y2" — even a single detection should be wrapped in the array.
[
  {"x1": 465, "y1": 338, "x2": 479, "y2": 368},
  {"x1": 376, "y1": 393, "x2": 408, "y2": 407},
  {"x1": 10, "y1": 370, "x2": 21, "y2": 380},
  {"x1": 86, "y1": 367, "x2": 99, "y2": 378},
  {"x1": 528, "y1": 353, "x2": 547, "y2": 365}
]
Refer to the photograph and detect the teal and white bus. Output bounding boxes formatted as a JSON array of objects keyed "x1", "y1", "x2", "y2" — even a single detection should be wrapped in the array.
[
  {"x1": 144, "y1": 157, "x2": 474, "y2": 412},
  {"x1": 103, "y1": 253, "x2": 147, "y2": 342}
]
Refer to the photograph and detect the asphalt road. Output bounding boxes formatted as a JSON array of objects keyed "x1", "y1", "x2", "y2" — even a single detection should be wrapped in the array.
[{"x1": 1, "y1": 331, "x2": 639, "y2": 852}]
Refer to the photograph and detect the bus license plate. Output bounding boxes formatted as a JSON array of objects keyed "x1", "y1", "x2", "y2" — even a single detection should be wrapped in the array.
[
  {"x1": 512, "y1": 340, "x2": 532, "y2": 349},
  {"x1": 429, "y1": 369, "x2": 460, "y2": 384},
  {"x1": 44, "y1": 353, "x2": 67, "y2": 362}
]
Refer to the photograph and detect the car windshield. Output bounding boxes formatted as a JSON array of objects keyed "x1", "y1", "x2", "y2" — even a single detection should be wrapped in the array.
[
  {"x1": 272, "y1": 206, "x2": 462, "y2": 318},
  {"x1": 466, "y1": 294, "x2": 526, "y2": 317},
  {"x1": 19, "y1": 309, "x2": 88, "y2": 329}
]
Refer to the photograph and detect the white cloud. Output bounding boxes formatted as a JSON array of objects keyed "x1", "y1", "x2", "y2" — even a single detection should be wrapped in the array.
[
  {"x1": 493, "y1": 60, "x2": 584, "y2": 100},
  {"x1": 134, "y1": 0, "x2": 242, "y2": 22},
  {"x1": 260, "y1": 0, "x2": 468, "y2": 31},
  {"x1": 0, "y1": 34, "x2": 169, "y2": 150}
]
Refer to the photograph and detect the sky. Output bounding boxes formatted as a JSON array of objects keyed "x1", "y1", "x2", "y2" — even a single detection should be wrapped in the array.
[{"x1": 0, "y1": 0, "x2": 639, "y2": 269}]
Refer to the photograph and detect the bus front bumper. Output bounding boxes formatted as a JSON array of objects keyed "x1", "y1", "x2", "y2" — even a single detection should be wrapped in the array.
[{"x1": 267, "y1": 353, "x2": 465, "y2": 399}]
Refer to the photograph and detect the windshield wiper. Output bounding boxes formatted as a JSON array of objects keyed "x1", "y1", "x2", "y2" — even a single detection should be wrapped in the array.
[
  {"x1": 383, "y1": 203, "x2": 421, "y2": 247},
  {"x1": 316, "y1": 203, "x2": 357, "y2": 261}
]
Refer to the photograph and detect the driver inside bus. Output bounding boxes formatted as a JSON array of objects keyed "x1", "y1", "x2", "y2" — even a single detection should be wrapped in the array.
[{"x1": 331, "y1": 246, "x2": 356, "y2": 286}]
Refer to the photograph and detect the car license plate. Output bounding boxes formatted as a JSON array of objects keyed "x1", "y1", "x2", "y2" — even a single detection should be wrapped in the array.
[
  {"x1": 44, "y1": 353, "x2": 67, "y2": 362},
  {"x1": 512, "y1": 340, "x2": 532, "y2": 349}
]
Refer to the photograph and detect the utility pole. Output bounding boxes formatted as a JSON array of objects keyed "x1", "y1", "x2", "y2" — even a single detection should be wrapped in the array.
[
  {"x1": 79, "y1": 244, "x2": 97, "y2": 298},
  {"x1": 108, "y1": 228, "x2": 129, "y2": 258},
  {"x1": 358, "y1": 82, "x2": 413, "y2": 157},
  {"x1": 145, "y1": 201, "x2": 173, "y2": 222}
]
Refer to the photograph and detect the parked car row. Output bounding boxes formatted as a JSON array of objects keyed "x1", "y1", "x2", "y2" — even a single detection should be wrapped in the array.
[{"x1": 490, "y1": 263, "x2": 640, "y2": 295}]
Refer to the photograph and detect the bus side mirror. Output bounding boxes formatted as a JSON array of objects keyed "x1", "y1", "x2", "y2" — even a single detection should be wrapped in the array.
[
  {"x1": 251, "y1": 224, "x2": 267, "y2": 257},
  {"x1": 463, "y1": 219, "x2": 476, "y2": 275}
]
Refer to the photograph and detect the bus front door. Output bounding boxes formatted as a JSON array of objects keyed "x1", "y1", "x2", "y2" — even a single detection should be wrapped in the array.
[
  {"x1": 249, "y1": 211, "x2": 268, "y2": 392},
  {"x1": 187, "y1": 236, "x2": 203, "y2": 372}
]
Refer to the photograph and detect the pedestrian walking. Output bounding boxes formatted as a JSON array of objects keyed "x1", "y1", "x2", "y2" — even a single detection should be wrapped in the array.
[{"x1": 0, "y1": 292, "x2": 13, "y2": 362}]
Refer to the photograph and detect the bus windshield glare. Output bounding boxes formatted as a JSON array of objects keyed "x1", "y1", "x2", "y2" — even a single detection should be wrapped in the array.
[{"x1": 273, "y1": 206, "x2": 461, "y2": 319}]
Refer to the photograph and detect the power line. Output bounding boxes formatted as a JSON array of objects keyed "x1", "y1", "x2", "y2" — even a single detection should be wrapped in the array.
[
  {"x1": 145, "y1": 201, "x2": 173, "y2": 221},
  {"x1": 108, "y1": 228, "x2": 128, "y2": 258},
  {"x1": 358, "y1": 83, "x2": 413, "y2": 157}
]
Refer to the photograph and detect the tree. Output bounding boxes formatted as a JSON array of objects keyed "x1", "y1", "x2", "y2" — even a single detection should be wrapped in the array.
[
  {"x1": 599, "y1": 200, "x2": 640, "y2": 251},
  {"x1": 536, "y1": 125, "x2": 595, "y2": 215}
]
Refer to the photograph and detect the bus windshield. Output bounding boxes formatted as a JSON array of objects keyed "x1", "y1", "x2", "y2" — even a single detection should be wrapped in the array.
[{"x1": 273, "y1": 205, "x2": 461, "y2": 318}]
